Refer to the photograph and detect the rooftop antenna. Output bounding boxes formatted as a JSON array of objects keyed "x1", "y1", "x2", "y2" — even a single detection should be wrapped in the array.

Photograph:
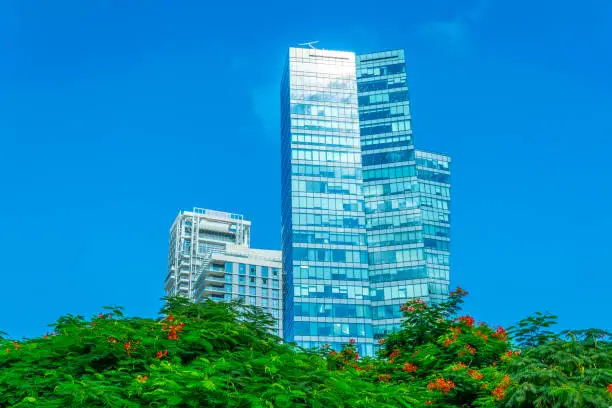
[{"x1": 298, "y1": 41, "x2": 320, "y2": 49}]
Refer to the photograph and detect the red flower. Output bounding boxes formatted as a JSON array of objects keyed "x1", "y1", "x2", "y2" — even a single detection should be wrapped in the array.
[
  {"x1": 491, "y1": 326, "x2": 508, "y2": 342},
  {"x1": 389, "y1": 349, "x2": 401, "y2": 358},
  {"x1": 475, "y1": 331, "x2": 488, "y2": 341},
  {"x1": 109, "y1": 337, "x2": 117, "y2": 344},
  {"x1": 43, "y1": 333, "x2": 49, "y2": 339},
  {"x1": 156, "y1": 351, "x2": 163, "y2": 359},
  {"x1": 450, "y1": 287, "x2": 468, "y2": 296},
  {"x1": 504, "y1": 350, "x2": 513, "y2": 358},
  {"x1": 124, "y1": 342, "x2": 132, "y2": 356},
  {"x1": 402, "y1": 362, "x2": 418, "y2": 373},
  {"x1": 408, "y1": 306, "x2": 416, "y2": 312},
  {"x1": 458, "y1": 315, "x2": 475, "y2": 327},
  {"x1": 465, "y1": 344, "x2": 476, "y2": 355},
  {"x1": 468, "y1": 369, "x2": 483, "y2": 380},
  {"x1": 377, "y1": 374, "x2": 391, "y2": 382},
  {"x1": 428, "y1": 378, "x2": 456, "y2": 394},
  {"x1": 354, "y1": 353, "x2": 359, "y2": 360},
  {"x1": 349, "y1": 338, "x2": 355, "y2": 345},
  {"x1": 452, "y1": 362, "x2": 467, "y2": 371},
  {"x1": 378, "y1": 339, "x2": 385, "y2": 344},
  {"x1": 606, "y1": 384, "x2": 612, "y2": 395},
  {"x1": 167, "y1": 315, "x2": 174, "y2": 322},
  {"x1": 443, "y1": 337, "x2": 454, "y2": 348}
]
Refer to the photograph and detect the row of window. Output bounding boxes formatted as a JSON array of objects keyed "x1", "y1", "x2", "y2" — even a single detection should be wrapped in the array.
[
  {"x1": 362, "y1": 149, "x2": 413, "y2": 166},
  {"x1": 366, "y1": 212, "x2": 421, "y2": 230},
  {"x1": 292, "y1": 163, "x2": 360, "y2": 179},
  {"x1": 369, "y1": 248, "x2": 423, "y2": 265},
  {"x1": 292, "y1": 180, "x2": 362, "y2": 195},
  {"x1": 369, "y1": 267, "x2": 428, "y2": 283},
  {"x1": 364, "y1": 180, "x2": 416, "y2": 198},
  {"x1": 422, "y1": 210, "x2": 450, "y2": 223},
  {"x1": 293, "y1": 231, "x2": 367, "y2": 246},
  {"x1": 426, "y1": 252, "x2": 451, "y2": 266},
  {"x1": 360, "y1": 120, "x2": 411, "y2": 136},
  {"x1": 365, "y1": 197, "x2": 419, "y2": 214},
  {"x1": 291, "y1": 103, "x2": 358, "y2": 119},
  {"x1": 292, "y1": 149, "x2": 362, "y2": 164},
  {"x1": 291, "y1": 90, "x2": 356, "y2": 105},
  {"x1": 423, "y1": 223, "x2": 450, "y2": 238},
  {"x1": 361, "y1": 136, "x2": 412, "y2": 152},
  {"x1": 357, "y1": 77, "x2": 407, "y2": 93},
  {"x1": 419, "y1": 182, "x2": 450, "y2": 197},
  {"x1": 359, "y1": 104, "x2": 410, "y2": 122},
  {"x1": 296, "y1": 340, "x2": 374, "y2": 357},
  {"x1": 291, "y1": 196, "x2": 363, "y2": 212},
  {"x1": 235, "y1": 285, "x2": 281, "y2": 299},
  {"x1": 418, "y1": 169, "x2": 451, "y2": 184},
  {"x1": 424, "y1": 238, "x2": 450, "y2": 251},
  {"x1": 367, "y1": 230, "x2": 423, "y2": 247},
  {"x1": 358, "y1": 90, "x2": 409, "y2": 107},
  {"x1": 290, "y1": 76, "x2": 355, "y2": 90},
  {"x1": 371, "y1": 283, "x2": 428, "y2": 301},
  {"x1": 420, "y1": 196, "x2": 450, "y2": 211},
  {"x1": 416, "y1": 157, "x2": 450, "y2": 171},
  {"x1": 357, "y1": 62, "x2": 406, "y2": 78},
  {"x1": 292, "y1": 133, "x2": 359, "y2": 149},
  {"x1": 293, "y1": 248, "x2": 368, "y2": 264},
  {"x1": 291, "y1": 118, "x2": 359, "y2": 133},
  {"x1": 294, "y1": 302, "x2": 372, "y2": 318},
  {"x1": 294, "y1": 284, "x2": 370, "y2": 300},
  {"x1": 229, "y1": 276, "x2": 281, "y2": 288},
  {"x1": 363, "y1": 164, "x2": 415, "y2": 181},
  {"x1": 293, "y1": 321, "x2": 374, "y2": 338},
  {"x1": 292, "y1": 266, "x2": 369, "y2": 281},
  {"x1": 291, "y1": 213, "x2": 365, "y2": 228},
  {"x1": 225, "y1": 263, "x2": 280, "y2": 277}
]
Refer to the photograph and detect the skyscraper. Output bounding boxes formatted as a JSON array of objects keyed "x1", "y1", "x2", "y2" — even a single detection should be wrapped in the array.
[
  {"x1": 281, "y1": 48, "x2": 374, "y2": 356},
  {"x1": 357, "y1": 51, "x2": 450, "y2": 344},
  {"x1": 281, "y1": 46, "x2": 451, "y2": 355}
]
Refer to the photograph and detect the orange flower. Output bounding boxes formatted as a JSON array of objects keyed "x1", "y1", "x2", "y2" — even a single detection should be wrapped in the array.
[
  {"x1": 443, "y1": 337, "x2": 454, "y2": 348},
  {"x1": 156, "y1": 351, "x2": 163, "y2": 359},
  {"x1": 468, "y1": 369, "x2": 483, "y2": 380},
  {"x1": 491, "y1": 326, "x2": 508, "y2": 342},
  {"x1": 606, "y1": 384, "x2": 612, "y2": 395},
  {"x1": 402, "y1": 362, "x2": 417, "y2": 372},
  {"x1": 425, "y1": 401, "x2": 433, "y2": 405},
  {"x1": 389, "y1": 349, "x2": 401, "y2": 358},
  {"x1": 137, "y1": 375, "x2": 148, "y2": 384},
  {"x1": 378, "y1": 339, "x2": 385, "y2": 344},
  {"x1": 504, "y1": 350, "x2": 513, "y2": 358},
  {"x1": 458, "y1": 315, "x2": 475, "y2": 327},
  {"x1": 452, "y1": 362, "x2": 467, "y2": 371},
  {"x1": 475, "y1": 331, "x2": 488, "y2": 341},
  {"x1": 465, "y1": 344, "x2": 476, "y2": 355},
  {"x1": 109, "y1": 337, "x2": 117, "y2": 344},
  {"x1": 167, "y1": 315, "x2": 174, "y2": 322},
  {"x1": 377, "y1": 374, "x2": 391, "y2": 382},
  {"x1": 427, "y1": 377, "x2": 456, "y2": 394},
  {"x1": 450, "y1": 327, "x2": 461, "y2": 336}
]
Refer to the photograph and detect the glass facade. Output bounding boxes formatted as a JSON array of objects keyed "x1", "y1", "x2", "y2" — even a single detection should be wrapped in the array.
[
  {"x1": 281, "y1": 48, "x2": 374, "y2": 356},
  {"x1": 357, "y1": 50, "x2": 450, "y2": 348},
  {"x1": 281, "y1": 47, "x2": 451, "y2": 356}
]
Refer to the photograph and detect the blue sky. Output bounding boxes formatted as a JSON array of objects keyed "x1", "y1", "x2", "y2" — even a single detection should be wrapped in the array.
[{"x1": 1, "y1": 0, "x2": 611, "y2": 339}]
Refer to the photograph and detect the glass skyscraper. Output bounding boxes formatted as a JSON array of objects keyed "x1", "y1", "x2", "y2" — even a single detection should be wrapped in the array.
[{"x1": 281, "y1": 47, "x2": 450, "y2": 356}]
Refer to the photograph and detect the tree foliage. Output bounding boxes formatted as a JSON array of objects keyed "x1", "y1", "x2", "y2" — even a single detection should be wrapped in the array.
[{"x1": 0, "y1": 290, "x2": 610, "y2": 407}]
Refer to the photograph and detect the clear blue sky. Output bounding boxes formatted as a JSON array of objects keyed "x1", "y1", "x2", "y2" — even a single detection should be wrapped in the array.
[{"x1": 1, "y1": 0, "x2": 611, "y2": 339}]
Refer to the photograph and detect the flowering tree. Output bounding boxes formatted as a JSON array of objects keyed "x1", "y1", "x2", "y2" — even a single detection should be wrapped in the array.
[{"x1": 1, "y1": 291, "x2": 610, "y2": 407}]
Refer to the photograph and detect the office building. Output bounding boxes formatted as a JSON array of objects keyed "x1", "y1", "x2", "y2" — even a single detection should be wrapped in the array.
[
  {"x1": 281, "y1": 48, "x2": 374, "y2": 356},
  {"x1": 281, "y1": 47, "x2": 451, "y2": 355},
  {"x1": 165, "y1": 208, "x2": 283, "y2": 336}
]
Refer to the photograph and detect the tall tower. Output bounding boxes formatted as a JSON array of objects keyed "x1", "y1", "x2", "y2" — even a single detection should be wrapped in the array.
[
  {"x1": 281, "y1": 47, "x2": 374, "y2": 356},
  {"x1": 356, "y1": 50, "x2": 451, "y2": 344}
]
